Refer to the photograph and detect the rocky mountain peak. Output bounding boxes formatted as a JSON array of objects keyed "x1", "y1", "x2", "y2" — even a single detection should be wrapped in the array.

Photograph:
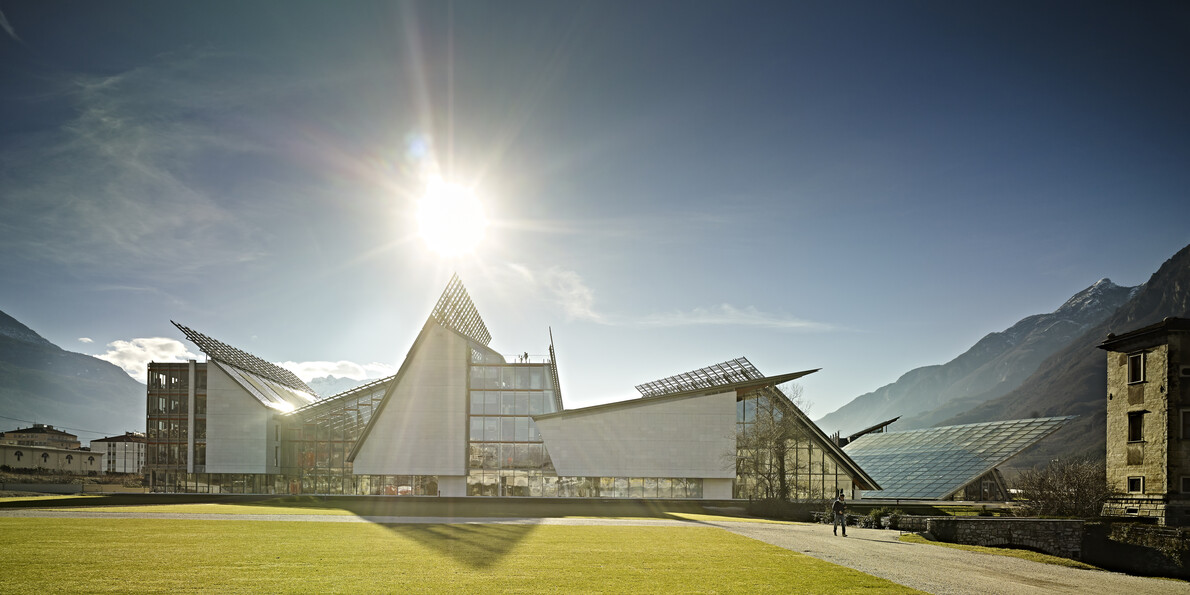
[{"x1": 1053, "y1": 278, "x2": 1138, "y2": 322}]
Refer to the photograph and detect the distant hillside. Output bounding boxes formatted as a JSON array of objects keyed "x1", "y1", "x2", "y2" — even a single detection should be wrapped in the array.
[
  {"x1": 946, "y1": 243, "x2": 1190, "y2": 468},
  {"x1": 0, "y1": 310, "x2": 145, "y2": 438},
  {"x1": 306, "y1": 375, "x2": 366, "y2": 397},
  {"x1": 815, "y1": 279, "x2": 1136, "y2": 436}
]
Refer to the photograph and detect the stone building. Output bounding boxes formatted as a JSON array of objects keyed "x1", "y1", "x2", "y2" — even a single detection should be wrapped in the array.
[
  {"x1": 0, "y1": 423, "x2": 81, "y2": 450},
  {"x1": 1099, "y1": 317, "x2": 1190, "y2": 525}
]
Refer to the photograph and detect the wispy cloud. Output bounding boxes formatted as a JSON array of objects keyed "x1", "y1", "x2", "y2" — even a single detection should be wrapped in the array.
[
  {"x1": 94, "y1": 337, "x2": 198, "y2": 382},
  {"x1": 0, "y1": 10, "x2": 21, "y2": 43},
  {"x1": 0, "y1": 51, "x2": 300, "y2": 276},
  {"x1": 638, "y1": 304, "x2": 832, "y2": 330},
  {"x1": 505, "y1": 263, "x2": 831, "y2": 331},
  {"x1": 78, "y1": 337, "x2": 93, "y2": 344},
  {"x1": 275, "y1": 360, "x2": 396, "y2": 383}
]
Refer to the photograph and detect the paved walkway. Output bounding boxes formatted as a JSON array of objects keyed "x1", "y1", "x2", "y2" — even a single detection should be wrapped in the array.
[
  {"x1": 704, "y1": 520, "x2": 1187, "y2": 595},
  {"x1": 3, "y1": 510, "x2": 1185, "y2": 594}
]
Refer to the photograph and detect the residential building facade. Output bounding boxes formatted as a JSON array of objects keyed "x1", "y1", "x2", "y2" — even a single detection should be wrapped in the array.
[{"x1": 89, "y1": 432, "x2": 146, "y2": 474}]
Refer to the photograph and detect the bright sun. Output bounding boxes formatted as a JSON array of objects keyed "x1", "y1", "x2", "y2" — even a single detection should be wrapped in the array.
[{"x1": 416, "y1": 180, "x2": 488, "y2": 257}]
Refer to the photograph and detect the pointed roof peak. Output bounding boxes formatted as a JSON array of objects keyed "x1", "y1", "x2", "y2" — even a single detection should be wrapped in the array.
[{"x1": 430, "y1": 274, "x2": 492, "y2": 346}]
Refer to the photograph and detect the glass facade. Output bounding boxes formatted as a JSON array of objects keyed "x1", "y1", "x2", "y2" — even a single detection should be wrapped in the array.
[
  {"x1": 733, "y1": 391, "x2": 853, "y2": 501},
  {"x1": 148, "y1": 361, "x2": 787, "y2": 500},
  {"x1": 467, "y1": 360, "x2": 556, "y2": 496}
]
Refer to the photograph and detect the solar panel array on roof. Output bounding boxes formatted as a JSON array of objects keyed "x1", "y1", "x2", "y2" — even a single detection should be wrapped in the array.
[
  {"x1": 635, "y1": 357, "x2": 765, "y2": 398},
  {"x1": 843, "y1": 416, "x2": 1073, "y2": 500},
  {"x1": 213, "y1": 361, "x2": 317, "y2": 412},
  {"x1": 173, "y1": 321, "x2": 315, "y2": 395},
  {"x1": 431, "y1": 274, "x2": 492, "y2": 346}
]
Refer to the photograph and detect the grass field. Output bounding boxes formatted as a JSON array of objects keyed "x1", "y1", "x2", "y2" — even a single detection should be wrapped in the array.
[{"x1": 0, "y1": 516, "x2": 921, "y2": 594}]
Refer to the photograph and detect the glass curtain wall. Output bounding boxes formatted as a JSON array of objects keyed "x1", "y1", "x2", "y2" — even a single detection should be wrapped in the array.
[
  {"x1": 279, "y1": 378, "x2": 438, "y2": 495},
  {"x1": 467, "y1": 360, "x2": 558, "y2": 496},
  {"x1": 734, "y1": 391, "x2": 851, "y2": 500}
]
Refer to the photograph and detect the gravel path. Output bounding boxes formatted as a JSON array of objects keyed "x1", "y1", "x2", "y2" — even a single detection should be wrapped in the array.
[
  {"x1": 705, "y1": 520, "x2": 1187, "y2": 595},
  {"x1": 3, "y1": 510, "x2": 1184, "y2": 594}
]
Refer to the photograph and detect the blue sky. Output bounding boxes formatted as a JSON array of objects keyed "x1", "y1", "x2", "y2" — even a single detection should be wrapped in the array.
[{"x1": 1, "y1": 1, "x2": 1187, "y2": 423}]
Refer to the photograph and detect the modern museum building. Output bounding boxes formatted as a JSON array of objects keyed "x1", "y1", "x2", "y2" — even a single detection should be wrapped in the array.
[{"x1": 145, "y1": 276, "x2": 877, "y2": 499}]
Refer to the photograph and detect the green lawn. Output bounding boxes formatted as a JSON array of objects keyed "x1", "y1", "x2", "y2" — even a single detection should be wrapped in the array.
[{"x1": 0, "y1": 518, "x2": 921, "y2": 594}]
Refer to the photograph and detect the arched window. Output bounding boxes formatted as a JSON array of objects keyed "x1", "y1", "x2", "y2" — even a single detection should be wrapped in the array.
[
  {"x1": 13, "y1": 451, "x2": 22, "y2": 461},
  {"x1": 87, "y1": 455, "x2": 95, "y2": 466},
  {"x1": 40, "y1": 452, "x2": 49, "y2": 464},
  {"x1": 66, "y1": 454, "x2": 74, "y2": 464}
]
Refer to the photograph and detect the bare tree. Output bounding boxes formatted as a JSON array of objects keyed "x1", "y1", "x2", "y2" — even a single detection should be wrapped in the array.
[
  {"x1": 735, "y1": 383, "x2": 811, "y2": 501},
  {"x1": 1014, "y1": 457, "x2": 1115, "y2": 518}
]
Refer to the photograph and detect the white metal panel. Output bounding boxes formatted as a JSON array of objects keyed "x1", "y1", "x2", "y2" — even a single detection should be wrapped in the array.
[
  {"x1": 534, "y1": 390, "x2": 737, "y2": 479},
  {"x1": 204, "y1": 362, "x2": 271, "y2": 473},
  {"x1": 351, "y1": 323, "x2": 469, "y2": 476}
]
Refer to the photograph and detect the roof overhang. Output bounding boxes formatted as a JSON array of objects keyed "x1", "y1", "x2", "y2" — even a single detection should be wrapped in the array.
[{"x1": 534, "y1": 369, "x2": 820, "y2": 421}]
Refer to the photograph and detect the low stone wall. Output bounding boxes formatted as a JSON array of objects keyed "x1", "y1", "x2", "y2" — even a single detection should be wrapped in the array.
[
  {"x1": 1083, "y1": 522, "x2": 1190, "y2": 578},
  {"x1": 891, "y1": 515, "x2": 937, "y2": 532},
  {"x1": 926, "y1": 517, "x2": 1084, "y2": 559}
]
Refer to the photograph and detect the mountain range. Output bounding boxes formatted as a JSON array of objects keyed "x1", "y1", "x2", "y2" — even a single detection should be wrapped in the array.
[
  {"x1": 306, "y1": 375, "x2": 367, "y2": 397},
  {"x1": 944, "y1": 243, "x2": 1190, "y2": 467},
  {"x1": 819, "y1": 242, "x2": 1190, "y2": 468},
  {"x1": 816, "y1": 278, "x2": 1138, "y2": 436},
  {"x1": 0, "y1": 310, "x2": 145, "y2": 439}
]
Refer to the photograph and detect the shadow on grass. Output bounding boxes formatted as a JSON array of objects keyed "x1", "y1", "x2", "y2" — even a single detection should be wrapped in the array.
[{"x1": 381, "y1": 522, "x2": 539, "y2": 569}]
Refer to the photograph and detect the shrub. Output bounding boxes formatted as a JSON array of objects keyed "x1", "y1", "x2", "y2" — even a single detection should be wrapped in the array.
[
  {"x1": 865, "y1": 506, "x2": 904, "y2": 528},
  {"x1": 1015, "y1": 457, "x2": 1115, "y2": 518}
]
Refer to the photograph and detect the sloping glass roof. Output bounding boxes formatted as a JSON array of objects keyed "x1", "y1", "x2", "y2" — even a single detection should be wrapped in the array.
[
  {"x1": 287, "y1": 374, "x2": 394, "y2": 437},
  {"x1": 843, "y1": 416, "x2": 1073, "y2": 500},
  {"x1": 635, "y1": 357, "x2": 765, "y2": 397},
  {"x1": 213, "y1": 361, "x2": 317, "y2": 413},
  {"x1": 173, "y1": 321, "x2": 315, "y2": 394}
]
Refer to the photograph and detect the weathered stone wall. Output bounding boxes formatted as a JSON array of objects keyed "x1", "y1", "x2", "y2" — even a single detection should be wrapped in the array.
[
  {"x1": 890, "y1": 514, "x2": 937, "y2": 532},
  {"x1": 1083, "y1": 521, "x2": 1190, "y2": 578},
  {"x1": 1105, "y1": 343, "x2": 1169, "y2": 496},
  {"x1": 926, "y1": 517, "x2": 1085, "y2": 559}
]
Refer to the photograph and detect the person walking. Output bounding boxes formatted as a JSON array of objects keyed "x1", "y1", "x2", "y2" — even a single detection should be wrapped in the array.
[{"x1": 832, "y1": 491, "x2": 847, "y2": 537}]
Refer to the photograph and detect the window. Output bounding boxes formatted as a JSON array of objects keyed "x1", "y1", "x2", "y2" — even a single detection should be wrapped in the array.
[
  {"x1": 1182, "y1": 409, "x2": 1190, "y2": 440},
  {"x1": 1128, "y1": 352, "x2": 1145, "y2": 383},
  {"x1": 1182, "y1": 476, "x2": 1190, "y2": 494},
  {"x1": 1127, "y1": 476, "x2": 1144, "y2": 493},
  {"x1": 1128, "y1": 412, "x2": 1145, "y2": 442}
]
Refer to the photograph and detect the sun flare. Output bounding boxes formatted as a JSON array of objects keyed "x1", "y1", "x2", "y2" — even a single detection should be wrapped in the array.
[{"x1": 416, "y1": 180, "x2": 488, "y2": 257}]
